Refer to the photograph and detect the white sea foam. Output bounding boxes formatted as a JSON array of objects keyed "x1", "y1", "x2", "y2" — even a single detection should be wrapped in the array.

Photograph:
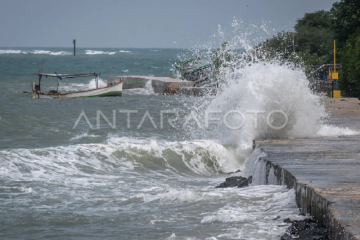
[
  {"x1": 123, "y1": 80, "x2": 156, "y2": 95},
  {"x1": 0, "y1": 49, "x2": 72, "y2": 55},
  {"x1": 70, "y1": 132, "x2": 100, "y2": 141},
  {"x1": 317, "y1": 124, "x2": 359, "y2": 136},
  {"x1": 85, "y1": 50, "x2": 117, "y2": 55},
  {"x1": 29, "y1": 50, "x2": 72, "y2": 55},
  {"x1": 200, "y1": 63, "x2": 326, "y2": 157},
  {"x1": 201, "y1": 186, "x2": 305, "y2": 239},
  {"x1": 0, "y1": 50, "x2": 22, "y2": 54},
  {"x1": 135, "y1": 188, "x2": 223, "y2": 203},
  {"x1": 86, "y1": 78, "x2": 107, "y2": 88},
  {"x1": 119, "y1": 50, "x2": 131, "y2": 53}
]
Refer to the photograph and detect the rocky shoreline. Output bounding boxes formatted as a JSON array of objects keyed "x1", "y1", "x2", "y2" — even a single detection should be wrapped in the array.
[
  {"x1": 281, "y1": 218, "x2": 329, "y2": 240},
  {"x1": 215, "y1": 176, "x2": 252, "y2": 188}
]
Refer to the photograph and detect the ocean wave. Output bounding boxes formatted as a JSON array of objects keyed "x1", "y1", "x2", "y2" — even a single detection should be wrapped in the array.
[
  {"x1": 0, "y1": 137, "x2": 243, "y2": 183},
  {"x1": 0, "y1": 49, "x2": 72, "y2": 55},
  {"x1": 106, "y1": 137, "x2": 243, "y2": 175},
  {"x1": 70, "y1": 132, "x2": 100, "y2": 141},
  {"x1": 201, "y1": 186, "x2": 300, "y2": 223},
  {"x1": 29, "y1": 50, "x2": 72, "y2": 55},
  {"x1": 200, "y1": 186, "x2": 305, "y2": 239},
  {"x1": 123, "y1": 80, "x2": 156, "y2": 95},
  {"x1": 85, "y1": 50, "x2": 117, "y2": 55},
  {"x1": 119, "y1": 50, "x2": 131, "y2": 53},
  {"x1": 134, "y1": 188, "x2": 223, "y2": 203},
  {"x1": 0, "y1": 50, "x2": 22, "y2": 54},
  {"x1": 56, "y1": 78, "x2": 107, "y2": 92}
]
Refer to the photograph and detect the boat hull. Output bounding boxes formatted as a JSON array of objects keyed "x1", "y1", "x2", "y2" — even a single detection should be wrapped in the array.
[{"x1": 32, "y1": 81, "x2": 123, "y2": 99}]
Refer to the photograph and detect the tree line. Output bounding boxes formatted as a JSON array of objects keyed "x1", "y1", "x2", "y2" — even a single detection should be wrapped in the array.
[{"x1": 259, "y1": 0, "x2": 360, "y2": 97}]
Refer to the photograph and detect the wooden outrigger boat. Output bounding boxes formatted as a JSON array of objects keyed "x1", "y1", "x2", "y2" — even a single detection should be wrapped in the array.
[{"x1": 31, "y1": 72, "x2": 123, "y2": 99}]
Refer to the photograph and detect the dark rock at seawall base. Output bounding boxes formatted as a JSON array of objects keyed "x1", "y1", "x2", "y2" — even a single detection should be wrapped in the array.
[
  {"x1": 281, "y1": 218, "x2": 329, "y2": 240},
  {"x1": 215, "y1": 176, "x2": 252, "y2": 188}
]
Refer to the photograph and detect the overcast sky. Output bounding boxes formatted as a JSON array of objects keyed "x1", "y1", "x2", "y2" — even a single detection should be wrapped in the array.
[{"x1": 0, "y1": 0, "x2": 338, "y2": 48}]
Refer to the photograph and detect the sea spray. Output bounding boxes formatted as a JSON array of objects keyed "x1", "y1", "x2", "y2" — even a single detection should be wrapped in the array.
[
  {"x1": 177, "y1": 19, "x2": 358, "y2": 159},
  {"x1": 206, "y1": 63, "x2": 326, "y2": 156}
]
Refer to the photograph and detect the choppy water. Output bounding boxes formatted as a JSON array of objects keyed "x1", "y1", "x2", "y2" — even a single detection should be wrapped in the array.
[{"x1": 0, "y1": 47, "x2": 356, "y2": 240}]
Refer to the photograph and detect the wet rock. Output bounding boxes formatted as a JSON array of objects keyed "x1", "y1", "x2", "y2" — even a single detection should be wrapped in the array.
[
  {"x1": 219, "y1": 169, "x2": 241, "y2": 174},
  {"x1": 215, "y1": 176, "x2": 252, "y2": 188},
  {"x1": 280, "y1": 218, "x2": 329, "y2": 240}
]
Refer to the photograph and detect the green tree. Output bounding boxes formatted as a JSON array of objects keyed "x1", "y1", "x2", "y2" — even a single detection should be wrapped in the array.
[
  {"x1": 211, "y1": 42, "x2": 234, "y2": 70},
  {"x1": 339, "y1": 28, "x2": 360, "y2": 97},
  {"x1": 259, "y1": 10, "x2": 334, "y2": 70},
  {"x1": 259, "y1": 31, "x2": 295, "y2": 61},
  {"x1": 330, "y1": 0, "x2": 360, "y2": 48},
  {"x1": 294, "y1": 10, "x2": 333, "y2": 61}
]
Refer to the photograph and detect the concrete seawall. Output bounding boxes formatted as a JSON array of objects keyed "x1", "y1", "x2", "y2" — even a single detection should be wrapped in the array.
[
  {"x1": 256, "y1": 135, "x2": 360, "y2": 240},
  {"x1": 250, "y1": 98, "x2": 360, "y2": 239}
]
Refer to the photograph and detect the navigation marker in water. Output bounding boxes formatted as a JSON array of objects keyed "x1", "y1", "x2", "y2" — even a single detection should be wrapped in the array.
[{"x1": 73, "y1": 39, "x2": 76, "y2": 56}]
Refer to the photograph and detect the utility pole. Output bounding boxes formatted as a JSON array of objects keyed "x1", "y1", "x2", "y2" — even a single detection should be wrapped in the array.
[{"x1": 73, "y1": 39, "x2": 76, "y2": 56}]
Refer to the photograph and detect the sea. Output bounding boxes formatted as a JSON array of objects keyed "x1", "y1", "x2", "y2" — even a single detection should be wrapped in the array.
[{"x1": 0, "y1": 47, "x2": 356, "y2": 240}]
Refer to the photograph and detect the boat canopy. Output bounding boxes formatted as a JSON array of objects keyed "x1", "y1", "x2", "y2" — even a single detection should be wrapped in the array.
[{"x1": 32, "y1": 72, "x2": 100, "y2": 79}]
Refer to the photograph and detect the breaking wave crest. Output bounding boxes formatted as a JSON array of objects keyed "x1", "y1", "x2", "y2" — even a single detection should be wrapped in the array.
[
  {"x1": 85, "y1": 50, "x2": 117, "y2": 55},
  {"x1": 206, "y1": 63, "x2": 327, "y2": 156},
  {"x1": 0, "y1": 50, "x2": 22, "y2": 54},
  {"x1": 0, "y1": 137, "x2": 243, "y2": 183},
  {"x1": 0, "y1": 49, "x2": 72, "y2": 55},
  {"x1": 30, "y1": 50, "x2": 72, "y2": 55}
]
